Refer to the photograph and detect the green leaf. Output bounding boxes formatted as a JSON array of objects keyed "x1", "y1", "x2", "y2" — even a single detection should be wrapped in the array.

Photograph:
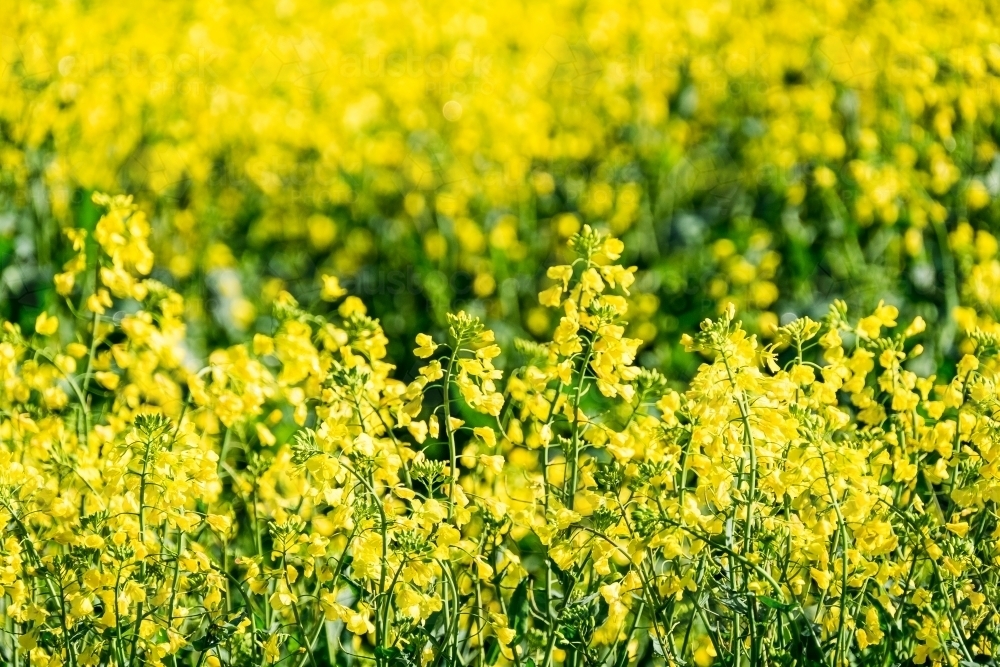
[
  {"x1": 759, "y1": 595, "x2": 792, "y2": 612},
  {"x1": 509, "y1": 578, "x2": 530, "y2": 635},
  {"x1": 484, "y1": 637, "x2": 501, "y2": 665}
]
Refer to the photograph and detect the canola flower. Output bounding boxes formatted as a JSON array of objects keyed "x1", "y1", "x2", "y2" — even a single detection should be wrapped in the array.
[
  {"x1": 5, "y1": 0, "x2": 1000, "y2": 374},
  {"x1": 3, "y1": 193, "x2": 1000, "y2": 666}
]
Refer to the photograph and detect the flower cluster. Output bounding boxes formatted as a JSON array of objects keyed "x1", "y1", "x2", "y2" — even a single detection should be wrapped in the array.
[
  {"x1": 3, "y1": 194, "x2": 1000, "y2": 666},
  {"x1": 4, "y1": 0, "x2": 1000, "y2": 375}
]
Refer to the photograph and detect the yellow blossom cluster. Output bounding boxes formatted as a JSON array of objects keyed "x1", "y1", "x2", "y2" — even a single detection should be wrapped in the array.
[
  {"x1": 3, "y1": 194, "x2": 1000, "y2": 666},
  {"x1": 4, "y1": 0, "x2": 1000, "y2": 372}
]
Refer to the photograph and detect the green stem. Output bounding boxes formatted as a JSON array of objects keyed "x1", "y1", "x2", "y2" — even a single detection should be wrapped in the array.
[
  {"x1": 442, "y1": 342, "x2": 462, "y2": 519},
  {"x1": 566, "y1": 339, "x2": 594, "y2": 510}
]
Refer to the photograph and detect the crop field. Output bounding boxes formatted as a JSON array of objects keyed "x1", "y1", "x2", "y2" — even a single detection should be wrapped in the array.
[{"x1": 3, "y1": 0, "x2": 1000, "y2": 665}]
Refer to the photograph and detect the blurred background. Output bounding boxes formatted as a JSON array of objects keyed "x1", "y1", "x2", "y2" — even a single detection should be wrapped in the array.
[{"x1": 3, "y1": 0, "x2": 1000, "y2": 379}]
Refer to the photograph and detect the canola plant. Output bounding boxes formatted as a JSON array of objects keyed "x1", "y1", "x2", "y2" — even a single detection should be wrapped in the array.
[
  {"x1": 4, "y1": 0, "x2": 1000, "y2": 665},
  {"x1": 1, "y1": 196, "x2": 999, "y2": 666}
]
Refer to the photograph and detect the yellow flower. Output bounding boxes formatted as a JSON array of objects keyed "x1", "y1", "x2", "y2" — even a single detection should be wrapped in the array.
[
  {"x1": 263, "y1": 634, "x2": 280, "y2": 663},
  {"x1": 490, "y1": 614, "x2": 517, "y2": 659},
  {"x1": 87, "y1": 289, "x2": 113, "y2": 315},
  {"x1": 206, "y1": 515, "x2": 232, "y2": 534},
  {"x1": 338, "y1": 296, "x2": 367, "y2": 317},
  {"x1": 539, "y1": 285, "x2": 563, "y2": 307},
  {"x1": 874, "y1": 300, "x2": 898, "y2": 327},
  {"x1": 957, "y1": 354, "x2": 979, "y2": 376},
  {"x1": 473, "y1": 556, "x2": 494, "y2": 579},
  {"x1": 856, "y1": 315, "x2": 882, "y2": 340},
  {"x1": 811, "y1": 568, "x2": 831, "y2": 591},
  {"x1": 82, "y1": 534, "x2": 104, "y2": 550},
  {"x1": 35, "y1": 312, "x2": 59, "y2": 336},
  {"x1": 321, "y1": 275, "x2": 347, "y2": 301},
  {"x1": 407, "y1": 420, "x2": 428, "y2": 443},
  {"x1": 479, "y1": 455, "x2": 505, "y2": 475},
  {"x1": 95, "y1": 371, "x2": 120, "y2": 390},
  {"x1": 546, "y1": 265, "x2": 574, "y2": 289},
  {"x1": 945, "y1": 522, "x2": 969, "y2": 537},
  {"x1": 414, "y1": 333, "x2": 438, "y2": 358},
  {"x1": 55, "y1": 272, "x2": 76, "y2": 296},
  {"x1": 255, "y1": 423, "x2": 276, "y2": 446},
  {"x1": 345, "y1": 604, "x2": 375, "y2": 635},
  {"x1": 473, "y1": 426, "x2": 497, "y2": 449}
]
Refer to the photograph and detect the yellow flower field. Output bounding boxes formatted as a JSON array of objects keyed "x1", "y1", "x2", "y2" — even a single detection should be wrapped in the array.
[
  {"x1": 3, "y1": 0, "x2": 1000, "y2": 665},
  {"x1": 2, "y1": 0, "x2": 1000, "y2": 367}
]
